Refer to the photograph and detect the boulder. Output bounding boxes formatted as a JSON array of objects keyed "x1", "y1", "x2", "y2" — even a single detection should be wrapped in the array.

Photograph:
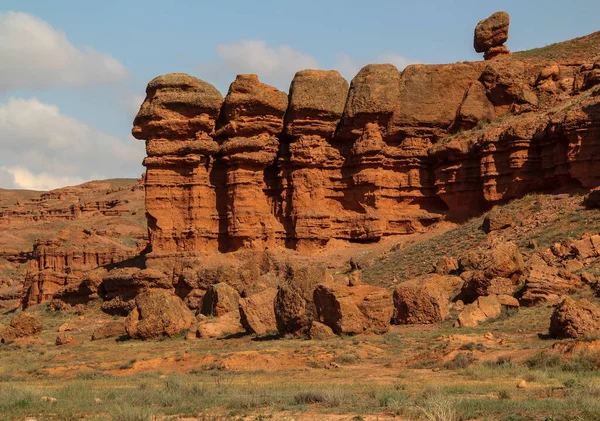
[
  {"x1": 456, "y1": 295, "x2": 517, "y2": 327},
  {"x1": 1, "y1": 313, "x2": 42, "y2": 343},
  {"x1": 433, "y1": 256, "x2": 459, "y2": 275},
  {"x1": 460, "y1": 242, "x2": 524, "y2": 279},
  {"x1": 196, "y1": 312, "x2": 245, "y2": 339},
  {"x1": 201, "y1": 283, "x2": 241, "y2": 317},
  {"x1": 461, "y1": 274, "x2": 516, "y2": 301},
  {"x1": 308, "y1": 321, "x2": 336, "y2": 340},
  {"x1": 571, "y1": 235, "x2": 600, "y2": 259},
  {"x1": 313, "y1": 283, "x2": 392, "y2": 335},
  {"x1": 126, "y1": 289, "x2": 194, "y2": 340},
  {"x1": 550, "y1": 297, "x2": 600, "y2": 339},
  {"x1": 239, "y1": 288, "x2": 277, "y2": 335},
  {"x1": 519, "y1": 263, "x2": 582, "y2": 306},
  {"x1": 474, "y1": 11, "x2": 510, "y2": 53},
  {"x1": 55, "y1": 334, "x2": 78, "y2": 346},
  {"x1": 393, "y1": 275, "x2": 462, "y2": 324},
  {"x1": 274, "y1": 285, "x2": 308, "y2": 335},
  {"x1": 92, "y1": 321, "x2": 127, "y2": 341},
  {"x1": 482, "y1": 209, "x2": 515, "y2": 233}
]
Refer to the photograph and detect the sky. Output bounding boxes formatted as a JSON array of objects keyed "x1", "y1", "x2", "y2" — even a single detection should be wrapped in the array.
[{"x1": 1, "y1": 0, "x2": 599, "y2": 190}]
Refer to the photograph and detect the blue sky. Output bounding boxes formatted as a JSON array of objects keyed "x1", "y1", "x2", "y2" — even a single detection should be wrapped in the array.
[{"x1": 1, "y1": 0, "x2": 599, "y2": 190}]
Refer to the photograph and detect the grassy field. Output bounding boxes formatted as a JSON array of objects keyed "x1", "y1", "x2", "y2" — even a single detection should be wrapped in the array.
[{"x1": 1, "y1": 299, "x2": 600, "y2": 420}]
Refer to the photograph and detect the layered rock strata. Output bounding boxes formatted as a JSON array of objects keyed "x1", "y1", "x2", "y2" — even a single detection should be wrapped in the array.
[{"x1": 132, "y1": 23, "x2": 600, "y2": 258}]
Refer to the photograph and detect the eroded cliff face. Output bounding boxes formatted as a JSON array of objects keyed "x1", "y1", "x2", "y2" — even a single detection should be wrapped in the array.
[{"x1": 133, "y1": 54, "x2": 600, "y2": 257}]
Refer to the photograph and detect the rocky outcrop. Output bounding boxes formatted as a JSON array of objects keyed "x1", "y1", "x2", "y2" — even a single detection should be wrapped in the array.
[
  {"x1": 132, "y1": 73, "x2": 223, "y2": 254},
  {"x1": 519, "y1": 262, "x2": 582, "y2": 306},
  {"x1": 196, "y1": 312, "x2": 245, "y2": 339},
  {"x1": 313, "y1": 283, "x2": 392, "y2": 335},
  {"x1": 392, "y1": 274, "x2": 462, "y2": 324},
  {"x1": 1, "y1": 313, "x2": 42, "y2": 343},
  {"x1": 274, "y1": 285, "x2": 308, "y2": 335},
  {"x1": 239, "y1": 287, "x2": 277, "y2": 335},
  {"x1": 456, "y1": 294, "x2": 519, "y2": 327},
  {"x1": 125, "y1": 289, "x2": 194, "y2": 340},
  {"x1": 459, "y1": 242, "x2": 524, "y2": 302},
  {"x1": 200, "y1": 282, "x2": 240, "y2": 317},
  {"x1": 217, "y1": 75, "x2": 288, "y2": 250},
  {"x1": 550, "y1": 297, "x2": 600, "y2": 339},
  {"x1": 91, "y1": 320, "x2": 127, "y2": 341},
  {"x1": 22, "y1": 240, "x2": 138, "y2": 308},
  {"x1": 474, "y1": 11, "x2": 510, "y2": 60},
  {"x1": 133, "y1": 38, "x2": 600, "y2": 256}
]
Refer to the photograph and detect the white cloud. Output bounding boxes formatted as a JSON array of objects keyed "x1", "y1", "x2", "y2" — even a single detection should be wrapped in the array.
[
  {"x1": 0, "y1": 11, "x2": 128, "y2": 92},
  {"x1": 199, "y1": 40, "x2": 418, "y2": 92},
  {"x1": 0, "y1": 98, "x2": 144, "y2": 190},
  {"x1": 0, "y1": 167, "x2": 84, "y2": 191},
  {"x1": 200, "y1": 40, "x2": 319, "y2": 92}
]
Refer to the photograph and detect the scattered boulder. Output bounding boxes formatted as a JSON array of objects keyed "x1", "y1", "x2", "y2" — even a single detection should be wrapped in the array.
[
  {"x1": 519, "y1": 263, "x2": 582, "y2": 306},
  {"x1": 239, "y1": 288, "x2": 277, "y2": 335},
  {"x1": 308, "y1": 321, "x2": 337, "y2": 340},
  {"x1": 55, "y1": 334, "x2": 78, "y2": 346},
  {"x1": 482, "y1": 209, "x2": 515, "y2": 233},
  {"x1": 474, "y1": 11, "x2": 510, "y2": 58},
  {"x1": 549, "y1": 297, "x2": 600, "y2": 339},
  {"x1": 57, "y1": 323, "x2": 72, "y2": 333},
  {"x1": 92, "y1": 321, "x2": 127, "y2": 341},
  {"x1": 126, "y1": 289, "x2": 194, "y2": 340},
  {"x1": 433, "y1": 256, "x2": 459, "y2": 275},
  {"x1": 1, "y1": 313, "x2": 42, "y2": 343},
  {"x1": 583, "y1": 187, "x2": 600, "y2": 208},
  {"x1": 571, "y1": 235, "x2": 600, "y2": 259},
  {"x1": 456, "y1": 295, "x2": 518, "y2": 327},
  {"x1": 313, "y1": 283, "x2": 392, "y2": 335},
  {"x1": 274, "y1": 285, "x2": 308, "y2": 335},
  {"x1": 461, "y1": 273, "x2": 515, "y2": 301},
  {"x1": 196, "y1": 312, "x2": 245, "y2": 339},
  {"x1": 201, "y1": 283, "x2": 241, "y2": 317},
  {"x1": 459, "y1": 242, "x2": 524, "y2": 302},
  {"x1": 392, "y1": 275, "x2": 462, "y2": 324}
]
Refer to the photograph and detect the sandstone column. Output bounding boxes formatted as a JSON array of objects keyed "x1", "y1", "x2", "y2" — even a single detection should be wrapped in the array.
[{"x1": 132, "y1": 73, "x2": 223, "y2": 254}]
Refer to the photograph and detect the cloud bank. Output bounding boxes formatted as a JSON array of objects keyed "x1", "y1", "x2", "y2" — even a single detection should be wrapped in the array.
[
  {"x1": 0, "y1": 98, "x2": 144, "y2": 190},
  {"x1": 0, "y1": 11, "x2": 128, "y2": 92}
]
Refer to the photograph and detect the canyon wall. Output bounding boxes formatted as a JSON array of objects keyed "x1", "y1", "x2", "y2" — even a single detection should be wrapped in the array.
[{"x1": 133, "y1": 58, "x2": 600, "y2": 256}]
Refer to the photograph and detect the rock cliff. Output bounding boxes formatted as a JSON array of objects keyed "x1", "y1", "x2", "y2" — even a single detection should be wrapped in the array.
[{"x1": 133, "y1": 37, "x2": 600, "y2": 257}]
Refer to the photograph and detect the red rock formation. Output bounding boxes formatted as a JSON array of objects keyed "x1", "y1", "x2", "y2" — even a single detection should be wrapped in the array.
[
  {"x1": 216, "y1": 74, "x2": 288, "y2": 250},
  {"x1": 132, "y1": 73, "x2": 223, "y2": 254},
  {"x1": 22, "y1": 239, "x2": 140, "y2": 308},
  {"x1": 129, "y1": 17, "x2": 600, "y2": 262}
]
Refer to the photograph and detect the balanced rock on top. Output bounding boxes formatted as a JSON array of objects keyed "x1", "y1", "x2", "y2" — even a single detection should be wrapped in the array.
[{"x1": 474, "y1": 11, "x2": 510, "y2": 60}]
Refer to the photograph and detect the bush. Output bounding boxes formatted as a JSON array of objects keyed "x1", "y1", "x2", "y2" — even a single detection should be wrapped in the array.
[{"x1": 444, "y1": 353, "x2": 476, "y2": 370}]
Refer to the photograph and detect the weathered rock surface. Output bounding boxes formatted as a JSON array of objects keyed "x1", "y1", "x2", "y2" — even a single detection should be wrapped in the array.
[
  {"x1": 459, "y1": 242, "x2": 524, "y2": 302},
  {"x1": 392, "y1": 274, "x2": 462, "y2": 324},
  {"x1": 91, "y1": 320, "x2": 127, "y2": 341},
  {"x1": 1, "y1": 313, "x2": 42, "y2": 343},
  {"x1": 456, "y1": 294, "x2": 518, "y2": 327},
  {"x1": 474, "y1": 12, "x2": 510, "y2": 57},
  {"x1": 274, "y1": 285, "x2": 308, "y2": 335},
  {"x1": 482, "y1": 209, "x2": 515, "y2": 233},
  {"x1": 196, "y1": 312, "x2": 245, "y2": 339},
  {"x1": 55, "y1": 334, "x2": 78, "y2": 346},
  {"x1": 519, "y1": 263, "x2": 582, "y2": 306},
  {"x1": 313, "y1": 283, "x2": 392, "y2": 335},
  {"x1": 201, "y1": 282, "x2": 240, "y2": 317},
  {"x1": 550, "y1": 297, "x2": 600, "y2": 339},
  {"x1": 126, "y1": 289, "x2": 194, "y2": 340},
  {"x1": 239, "y1": 287, "x2": 277, "y2": 335},
  {"x1": 308, "y1": 321, "x2": 336, "y2": 340}
]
